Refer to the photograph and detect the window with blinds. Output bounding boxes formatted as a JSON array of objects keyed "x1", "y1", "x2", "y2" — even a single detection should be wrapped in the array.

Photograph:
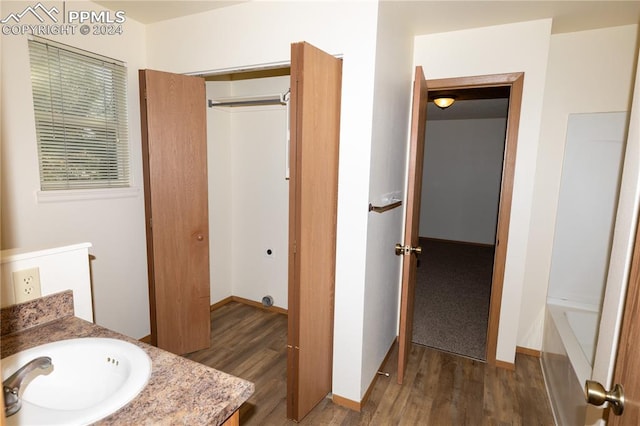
[{"x1": 28, "y1": 38, "x2": 130, "y2": 190}]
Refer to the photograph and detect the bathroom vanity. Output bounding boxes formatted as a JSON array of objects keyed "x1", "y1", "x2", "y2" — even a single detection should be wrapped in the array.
[{"x1": 1, "y1": 291, "x2": 254, "y2": 425}]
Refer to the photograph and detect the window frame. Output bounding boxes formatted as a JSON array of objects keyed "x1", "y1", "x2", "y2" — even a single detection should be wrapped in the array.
[{"x1": 28, "y1": 36, "x2": 132, "y2": 194}]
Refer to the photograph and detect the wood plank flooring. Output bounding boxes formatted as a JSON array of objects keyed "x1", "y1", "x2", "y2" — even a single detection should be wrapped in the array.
[{"x1": 185, "y1": 302, "x2": 555, "y2": 425}]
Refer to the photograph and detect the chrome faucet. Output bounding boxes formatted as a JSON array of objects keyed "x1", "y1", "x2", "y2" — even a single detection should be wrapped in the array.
[{"x1": 3, "y1": 356, "x2": 52, "y2": 417}]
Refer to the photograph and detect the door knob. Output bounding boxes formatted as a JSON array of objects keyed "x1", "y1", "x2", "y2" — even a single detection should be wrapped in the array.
[
  {"x1": 395, "y1": 244, "x2": 422, "y2": 256},
  {"x1": 585, "y1": 380, "x2": 624, "y2": 415}
]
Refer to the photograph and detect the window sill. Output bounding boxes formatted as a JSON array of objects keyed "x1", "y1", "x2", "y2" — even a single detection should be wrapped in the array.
[{"x1": 37, "y1": 187, "x2": 140, "y2": 203}]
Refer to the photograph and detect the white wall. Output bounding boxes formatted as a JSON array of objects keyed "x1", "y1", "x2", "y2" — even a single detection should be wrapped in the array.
[
  {"x1": 414, "y1": 19, "x2": 552, "y2": 363},
  {"x1": 0, "y1": 1, "x2": 150, "y2": 339},
  {"x1": 361, "y1": 1, "x2": 414, "y2": 399},
  {"x1": 420, "y1": 117, "x2": 507, "y2": 245},
  {"x1": 146, "y1": 1, "x2": 379, "y2": 402},
  {"x1": 521, "y1": 24, "x2": 638, "y2": 350}
]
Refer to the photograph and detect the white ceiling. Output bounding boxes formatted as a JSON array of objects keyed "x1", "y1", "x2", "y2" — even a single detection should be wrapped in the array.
[
  {"x1": 92, "y1": 1, "x2": 247, "y2": 24},
  {"x1": 93, "y1": 1, "x2": 640, "y2": 34}
]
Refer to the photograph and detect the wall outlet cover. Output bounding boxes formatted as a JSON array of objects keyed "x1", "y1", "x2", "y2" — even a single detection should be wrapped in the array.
[{"x1": 13, "y1": 267, "x2": 42, "y2": 303}]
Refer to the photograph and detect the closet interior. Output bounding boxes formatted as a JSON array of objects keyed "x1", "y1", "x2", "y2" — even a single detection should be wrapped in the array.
[{"x1": 206, "y1": 68, "x2": 291, "y2": 311}]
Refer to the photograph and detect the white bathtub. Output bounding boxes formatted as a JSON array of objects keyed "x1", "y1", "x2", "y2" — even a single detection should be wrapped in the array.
[{"x1": 542, "y1": 301, "x2": 600, "y2": 425}]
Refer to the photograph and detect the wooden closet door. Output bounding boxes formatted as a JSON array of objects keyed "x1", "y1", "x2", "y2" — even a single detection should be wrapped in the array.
[
  {"x1": 287, "y1": 42, "x2": 342, "y2": 421},
  {"x1": 139, "y1": 69, "x2": 211, "y2": 355}
]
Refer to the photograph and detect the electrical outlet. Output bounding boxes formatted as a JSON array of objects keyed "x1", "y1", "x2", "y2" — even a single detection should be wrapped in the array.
[{"x1": 13, "y1": 267, "x2": 42, "y2": 303}]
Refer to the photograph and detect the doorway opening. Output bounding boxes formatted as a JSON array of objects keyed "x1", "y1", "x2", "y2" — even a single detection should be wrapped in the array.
[
  {"x1": 183, "y1": 42, "x2": 342, "y2": 422},
  {"x1": 205, "y1": 67, "x2": 292, "y2": 316},
  {"x1": 398, "y1": 72, "x2": 524, "y2": 379},
  {"x1": 411, "y1": 86, "x2": 510, "y2": 361}
]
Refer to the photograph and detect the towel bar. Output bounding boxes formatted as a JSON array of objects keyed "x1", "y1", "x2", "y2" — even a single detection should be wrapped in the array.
[{"x1": 369, "y1": 200, "x2": 402, "y2": 213}]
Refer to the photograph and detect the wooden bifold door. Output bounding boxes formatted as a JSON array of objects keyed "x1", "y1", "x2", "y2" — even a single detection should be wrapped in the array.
[
  {"x1": 139, "y1": 41, "x2": 342, "y2": 422},
  {"x1": 139, "y1": 69, "x2": 211, "y2": 355},
  {"x1": 287, "y1": 41, "x2": 342, "y2": 421}
]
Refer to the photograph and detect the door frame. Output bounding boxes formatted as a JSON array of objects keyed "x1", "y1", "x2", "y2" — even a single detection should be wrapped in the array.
[{"x1": 407, "y1": 72, "x2": 524, "y2": 365}]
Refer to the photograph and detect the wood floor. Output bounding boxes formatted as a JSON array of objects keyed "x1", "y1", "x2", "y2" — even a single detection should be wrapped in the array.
[{"x1": 185, "y1": 302, "x2": 555, "y2": 425}]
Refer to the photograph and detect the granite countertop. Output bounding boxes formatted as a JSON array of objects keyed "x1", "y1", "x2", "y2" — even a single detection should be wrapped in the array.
[{"x1": 0, "y1": 291, "x2": 254, "y2": 425}]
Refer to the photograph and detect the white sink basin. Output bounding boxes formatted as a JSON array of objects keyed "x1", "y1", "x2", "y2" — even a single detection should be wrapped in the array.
[{"x1": 2, "y1": 337, "x2": 152, "y2": 425}]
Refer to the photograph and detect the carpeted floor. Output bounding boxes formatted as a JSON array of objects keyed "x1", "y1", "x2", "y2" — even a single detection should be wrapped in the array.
[{"x1": 411, "y1": 238, "x2": 495, "y2": 361}]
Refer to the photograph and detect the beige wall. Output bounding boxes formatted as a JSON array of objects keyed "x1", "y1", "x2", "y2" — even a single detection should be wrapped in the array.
[
  {"x1": 0, "y1": 1, "x2": 150, "y2": 339},
  {"x1": 206, "y1": 81, "x2": 233, "y2": 305},
  {"x1": 521, "y1": 24, "x2": 639, "y2": 350},
  {"x1": 1, "y1": 243, "x2": 93, "y2": 322},
  {"x1": 3, "y1": 0, "x2": 638, "y2": 405},
  {"x1": 414, "y1": 19, "x2": 553, "y2": 363},
  {"x1": 413, "y1": 22, "x2": 639, "y2": 361},
  {"x1": 206, "y1": 78, "x2": 291, "y2": 309},
  {"x1": 145, "y1": 0, "x2": 380, "y2": 402},
  {"x1": 361, "y1": 0, "x2": 415, "y2": 397}
]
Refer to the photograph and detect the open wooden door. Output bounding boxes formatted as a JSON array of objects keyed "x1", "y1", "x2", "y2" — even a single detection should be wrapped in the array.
[
  {"x1": 594, "y1": 67, "x2": 640, "y2": 424},
  {"x1": 397, "y1": 67, "x2": 429, "y2": 384},
  {"x1": 287, "y1": 42, "x2": 342, "y2": 421},
  {"x1": 139, "y1": 69, "x2": 211, "y2": 355},
  {"x1": 583, "y1": 57, "x2": 640, "y2": 424},
  {"x1": 607, "y1": 213, "x2": 640, "y2": 424}
]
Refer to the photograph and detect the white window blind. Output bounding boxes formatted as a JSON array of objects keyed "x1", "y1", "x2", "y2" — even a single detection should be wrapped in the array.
[{"x1": 28, "y1": 38, "x2": 130, "y2": 190}]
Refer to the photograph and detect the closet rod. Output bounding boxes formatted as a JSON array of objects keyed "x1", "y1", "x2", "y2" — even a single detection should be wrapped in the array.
[
  {"x1": 208, "y1": 90, "x2": 290, "y2": 108},
  {"x1": 208, "y1": 98, "x2": 285, "y2": 108}
]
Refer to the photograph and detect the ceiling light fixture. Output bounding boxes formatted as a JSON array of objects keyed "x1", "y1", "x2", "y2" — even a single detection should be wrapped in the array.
[{"x1": 433, "y1": 96, "x2": 456, "y2": 109}]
